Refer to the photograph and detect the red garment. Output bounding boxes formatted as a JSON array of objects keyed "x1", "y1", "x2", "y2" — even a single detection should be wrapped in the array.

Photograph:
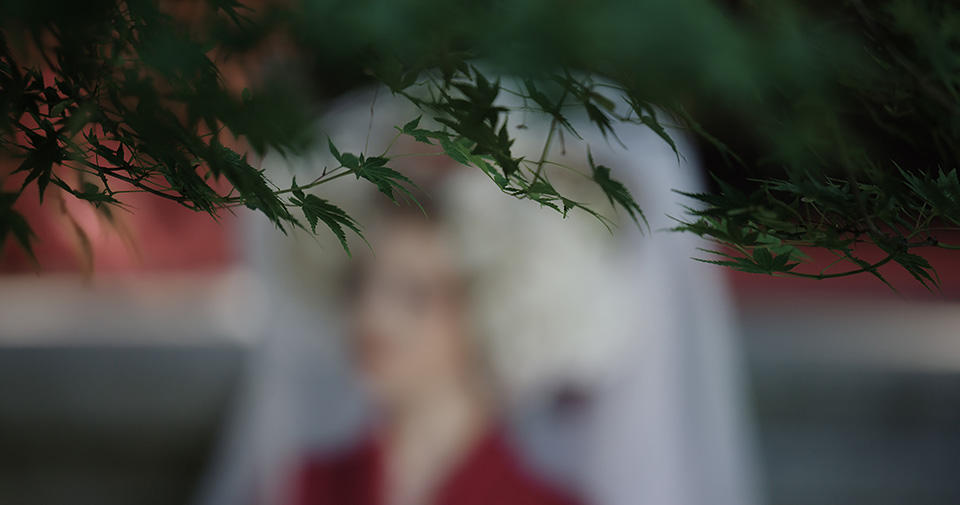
[{"x1": 294, "y1": 428, "x2": 581, "y2": 505}]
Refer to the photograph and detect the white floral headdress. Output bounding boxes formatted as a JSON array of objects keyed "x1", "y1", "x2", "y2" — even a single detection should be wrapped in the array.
[{"x1": 264, "y1": 85, "x2": 646, "y2": 402}]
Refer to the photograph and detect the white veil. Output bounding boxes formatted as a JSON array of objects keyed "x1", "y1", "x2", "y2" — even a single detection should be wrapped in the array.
[
  {"x1": 191, "y1": 85, "x2": 762, "y2": 505},
  {"x1": 575, "y1": 118, "x2": 762, "y2": 505}
]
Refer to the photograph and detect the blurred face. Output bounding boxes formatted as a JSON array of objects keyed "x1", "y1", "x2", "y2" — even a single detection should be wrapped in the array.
[{"x1": 349, "y1": 220, "x2": 473, "y2": 407}]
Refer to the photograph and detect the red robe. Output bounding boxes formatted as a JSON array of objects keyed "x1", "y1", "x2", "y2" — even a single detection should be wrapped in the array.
[{"x1": 294, "y1": 428, "x2": 582, "y2": 505}]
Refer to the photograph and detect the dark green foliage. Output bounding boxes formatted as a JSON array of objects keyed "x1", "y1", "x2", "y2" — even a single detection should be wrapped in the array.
[
  {"x1": 0, "y1": 0, "x2": 958, "y2": 288},
  {"x1": 210, "y1": 141, "x2": 294, "y2": 229},
  {"x1": 0, "y1": 192, "x2": 34, "y2": 258},
  {"x1": 327, "y1": 138, "x2": 419, "y2": 205},
  {"x1": 290, "y1": 179, "x2": 364, "y2": 255},
  {"x1": 588, "y1": 149, "x2": 646, "y2": 229},
  {"x1": 353, "y1": 156, "x2": 417, "y2": 204}
]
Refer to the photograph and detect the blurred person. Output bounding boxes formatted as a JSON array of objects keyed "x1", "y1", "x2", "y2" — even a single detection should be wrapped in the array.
[
  {"x1": 292, "y1": 197, "x2": 583, "y2": 505},
  {"x1": 193, "y1": 85, "x2": 760, "y2": 505}
]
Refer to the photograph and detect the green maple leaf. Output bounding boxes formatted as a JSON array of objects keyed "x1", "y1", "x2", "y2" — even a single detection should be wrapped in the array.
[{"x1": 290, "y1": 180, "x2": 366, "y2": 255}]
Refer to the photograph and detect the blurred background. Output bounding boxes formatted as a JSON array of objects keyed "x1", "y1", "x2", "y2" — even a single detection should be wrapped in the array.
[{"x1": 2, "y1": 0, "x2": 960, "y2": 504}]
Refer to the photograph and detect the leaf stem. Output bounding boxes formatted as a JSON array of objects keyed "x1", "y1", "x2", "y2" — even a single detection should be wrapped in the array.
[{"x1": 787, "y1": 253, "x2": 896, "y2": 279}]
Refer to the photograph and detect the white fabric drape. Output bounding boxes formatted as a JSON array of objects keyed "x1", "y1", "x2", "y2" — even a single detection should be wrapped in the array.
[{"x1": 574, "y1": 118, "x2": 762, "y2": 505}]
